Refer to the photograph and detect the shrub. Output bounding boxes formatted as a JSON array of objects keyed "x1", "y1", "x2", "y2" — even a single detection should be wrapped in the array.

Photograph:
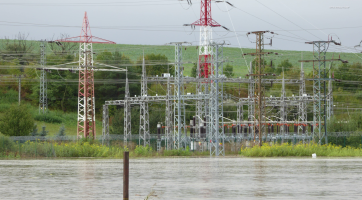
[
  {"x1": 0, "y1": 133, "x2": 15, "y2": 152},
  {"x1": 163, "y1": 147, "x2": 192, "y2": 156},
  {"x1": 0, "y1": 104, "x2": 34, "y2": 136},
  {"x1": 34, "y1": 113, "x2": 63, "y2": 123},
  {"x1": 134, "y1": 145, "x2": 153, "y2": 157}
]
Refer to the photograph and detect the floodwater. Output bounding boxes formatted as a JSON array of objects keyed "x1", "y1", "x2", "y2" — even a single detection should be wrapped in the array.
[{"x1": 1, "y1": 157, "x2": 362, "y2": 200}]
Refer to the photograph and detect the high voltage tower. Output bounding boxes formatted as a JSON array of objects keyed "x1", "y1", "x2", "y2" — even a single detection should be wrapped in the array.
[
  {"x1": 33, "y1": 12, "x2": 125, "y2": 139},
  {"x1": 55, "y1": 12, "x2": 117, "y2": 139}
]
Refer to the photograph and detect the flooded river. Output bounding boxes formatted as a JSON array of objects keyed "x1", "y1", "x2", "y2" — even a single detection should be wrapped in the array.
[{"x1": 0, "y1": 157, "x2": 361, "y2": 199}]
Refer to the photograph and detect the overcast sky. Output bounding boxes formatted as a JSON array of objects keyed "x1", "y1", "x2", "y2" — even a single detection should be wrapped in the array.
[{"x1": 0, "y1": 0, "x2": 360, "y2": 52}]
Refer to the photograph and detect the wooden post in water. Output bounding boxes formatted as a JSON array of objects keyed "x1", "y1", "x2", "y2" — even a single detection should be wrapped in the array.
[{"x1": 123, "y1": 151, "x2": 129, "y2": 200}]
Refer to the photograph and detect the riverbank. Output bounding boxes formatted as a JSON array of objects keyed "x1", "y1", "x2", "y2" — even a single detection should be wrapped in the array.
[
  {"x1": 240, "y1": 143, "x2": 362, "y2": 157},
  {"x1": 2, "y1": 134, "x2": 362, "y2": 158}
]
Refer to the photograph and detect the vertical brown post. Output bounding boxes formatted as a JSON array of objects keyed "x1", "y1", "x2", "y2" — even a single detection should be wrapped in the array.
[{"x1": 123, "y1": 151, "x2": 129, "y2": 200}]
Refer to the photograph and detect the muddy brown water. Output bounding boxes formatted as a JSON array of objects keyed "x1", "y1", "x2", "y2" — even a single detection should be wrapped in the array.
[{"x1": 0, "y1": 157, "x2": 361, "y2": 199}]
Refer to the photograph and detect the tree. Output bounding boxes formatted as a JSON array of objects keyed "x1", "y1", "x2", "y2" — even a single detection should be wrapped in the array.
[
  {"x1": 0, "y1": 104, "x2": 34, "y2": 136},
  {"x1": 57, "y1": 125, "x2": 66, "y2": 137},
  {"x1": 191, "y1": 63, "x2": 197, "y2": 78},
  {"x1": 275, "y1": 59, "x2": 293, "y2": 74},
  {"x1": 30, "y1": 124, "x2": 38, "y2": 136},
  {"x1": 2, "y1": 33, "x2": 35, "y2": 65},
  {"x1": 136, "y1": 53, "x2": 174, "y2": 76},
  {"x1": 39, "y1": 126, "x2": 48, "y2": 137},
  {"x1": 224, "y1": 64, "x2": 234, "y2": 78},
  {"x1": 48, "y1": 34, "x2": 78, "y2": 56}
]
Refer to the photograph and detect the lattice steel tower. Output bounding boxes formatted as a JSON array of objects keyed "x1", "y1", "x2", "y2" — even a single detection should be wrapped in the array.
[
  {"x1": 39, "y1": 40, "x2": 48, "y2": 114},
  {"x1": 56, "y1": 12, "x2": 116, "y2": 138}
]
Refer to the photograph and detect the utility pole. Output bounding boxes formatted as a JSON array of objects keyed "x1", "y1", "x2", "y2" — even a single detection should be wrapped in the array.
[
  {"x1": 244, "y1": 31, "x2": 276, "y2": 147},
  {"x1": 16, "y1": 74, "x2": 26, "y2": 105},
  {"x1": 39, "y1": 40, "x2": 48, "y2": 114},
  {"x1": 299, "y1": 39, "x2": 347, "y2": 144},
  {"x1": 124, "y1": 68, "x2": 132, "y2": 146},
  {"x1": 298, "y1": 62, "x2": 307, "y2": 137}
]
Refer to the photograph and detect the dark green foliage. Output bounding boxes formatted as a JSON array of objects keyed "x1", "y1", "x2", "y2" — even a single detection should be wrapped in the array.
[
  {"x1": 335, "y1": 62, "x2": 362, "y2": 92},
  {"x1": 163, "y1": 148, "x2": 192, "y2": 156},
  {"x1": 110, "y1": 105, "x2": 165, "y2": 135},
  {"x1": 191, "y1": 63, "x2": 197, "y2": 78},
  {"x1": 57, "y1": 125, "x2": 66, "y2": 137},
  {"x1": 39, "y1": 126, "x2": 48, "y2": 137},
  {"x1": 224, "y1": 63, "x2": 234, "y2": 78},
  {"x1": 30, "y1": 124, "x2": 38, "y2": 136},
  {"x1": 0, "y1": 133, "x2": 15, "y2": 152},
  {"x1": 0, "y1": 104, "x2": 34, "y2": 136},
  {"x1": 0, "y1": 90, "x2": 18, "y2": 104},
  {"x1": 136, "y1": 53, "x2": 174, "y2": 76},
  {"x1": 34, "y1": 113, "x2": 63, "y2": 124},
  {"x1": 275, "y1": 59, "x2": 293, "y2": 74},
  {"x1": 94, "y1": 51, "x2": 140, "y2": 112}
]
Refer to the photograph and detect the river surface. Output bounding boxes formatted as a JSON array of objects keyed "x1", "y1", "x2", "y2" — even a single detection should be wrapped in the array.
[{"x1": 0, "y1": 157, "x2": 361, "y2": 199}]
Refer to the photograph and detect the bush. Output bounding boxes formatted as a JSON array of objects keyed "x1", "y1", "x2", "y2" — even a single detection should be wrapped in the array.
[
  {"x1": 34, "y1": 113, "x2": 63, "y2": 123},
  {"x1": 0, "y1": 133, "x2": 15, "y2": 152},
  {"x1": 0, "y1": 104, "x2": 34, "y2": 136},
  {"x1": 163, "y1": 148, "x2": 192, "y2": 156},
  {"x1": 240, "y1": 143, "x2": 362, "y2": 157},
  {"x1": 134, "y1": 145, "x2": 153, "y2": 157}
]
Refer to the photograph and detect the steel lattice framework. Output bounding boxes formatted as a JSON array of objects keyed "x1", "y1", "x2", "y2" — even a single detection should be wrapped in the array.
[
  {"x1": 139, "y1": 55, "x2": 150, "y2": 146},
  {"x1": 173, "y1": 43, "x2": 186, "y2": 149},
  {"x1": 244, "y1": 31, "x2": 271, "y2": 146},
  {"x1": 56, "y1": 12, "x2": 116, "y2": 138},
  {"x1": 39, "y1": 40, "x2": 47, "y2": 114},
  {"x1": 190, "y1": 0, "x2": 221, "y2": 78},
  {"x1": 124, "y1": 70, "x2": 132, "y2": 145},
  {"x1": 209, "y1": 43, "x2": 225, "y2": 156},
  {"x1": 300, "y1": 39, "x2": 346, "y2": 144}
]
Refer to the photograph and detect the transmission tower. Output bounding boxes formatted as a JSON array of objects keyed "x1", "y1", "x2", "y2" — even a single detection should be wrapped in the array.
[
  {"x1": 56, "y1": 12, "x2": 116, "y2": 139},
  {"x1": 186, "y1": 0, "x2": 222, "y2": 78},
  {"x1": 39, "y1": 40, "x2": 48, "y2": 114},
  {"x1": 245, "y1": 31, "x2": 275, "y2": 147},
  {"x1": 300, "y1": 39, "x2": 347, "y2": 144}
]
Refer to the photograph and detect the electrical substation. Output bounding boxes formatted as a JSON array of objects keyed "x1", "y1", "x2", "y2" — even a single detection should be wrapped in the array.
[{"x1": 32, "y1": 1, "x2": 348, "y2": 157}]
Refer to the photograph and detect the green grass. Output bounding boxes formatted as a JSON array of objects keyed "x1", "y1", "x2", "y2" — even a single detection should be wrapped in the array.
[{"x1": 240, "y1": 143, "x2": 362, "y2": 157}]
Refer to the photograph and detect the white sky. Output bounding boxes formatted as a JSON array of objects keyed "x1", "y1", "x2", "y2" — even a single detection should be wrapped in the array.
[{"x1": 0, "y1": 0, "x2": 360, "y2": 52}]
